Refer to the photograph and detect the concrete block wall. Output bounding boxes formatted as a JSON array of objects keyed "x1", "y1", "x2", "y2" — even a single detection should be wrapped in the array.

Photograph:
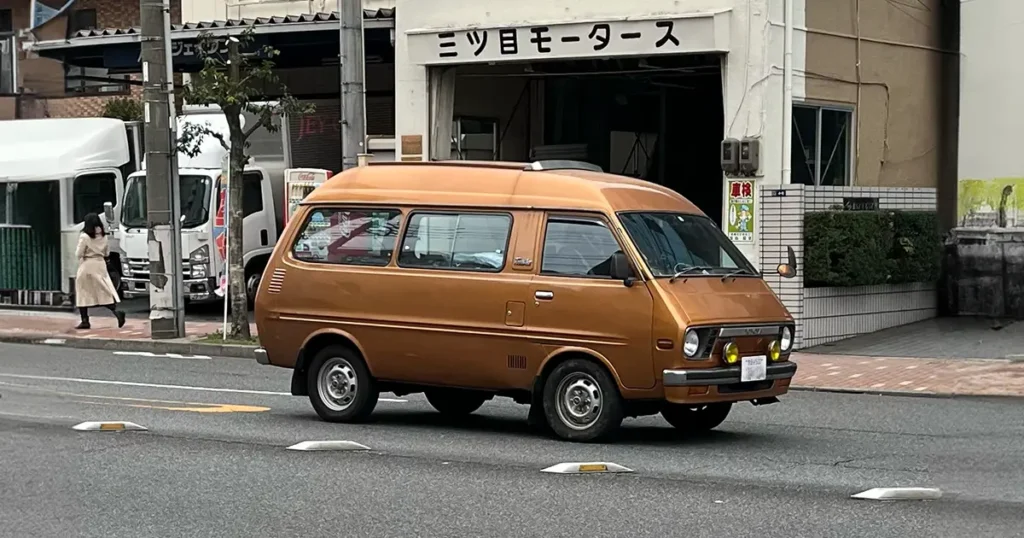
[{"x1": 759, "y1": 184, "x2": 939, "y2": 349}]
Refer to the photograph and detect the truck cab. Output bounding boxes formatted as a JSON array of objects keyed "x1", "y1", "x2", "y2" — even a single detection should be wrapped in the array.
[{"x1": 119, "y1": 164, "x2": 280, "y2": 304}]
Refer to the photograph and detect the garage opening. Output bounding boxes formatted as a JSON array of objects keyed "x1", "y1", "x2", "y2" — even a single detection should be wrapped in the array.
[{"x1": 442, "y1": 54, "x2": 725, "y2": 225}]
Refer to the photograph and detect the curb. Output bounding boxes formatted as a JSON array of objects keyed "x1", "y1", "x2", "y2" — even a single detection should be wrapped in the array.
[
  {"x1": 791, "y1": 385, "x2": 1024, "y2": 400},
  {"x1": 0, "y1": 334, "x2": 258, "y2": 359}
]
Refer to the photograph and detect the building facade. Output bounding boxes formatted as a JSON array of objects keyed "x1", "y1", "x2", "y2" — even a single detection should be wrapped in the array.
[
  {"x1": 1, "y1": 0, "x2": 182, "y2": 120},
  {"x1": 393, "y1": 0, "x2": 955, "y2": 265}
]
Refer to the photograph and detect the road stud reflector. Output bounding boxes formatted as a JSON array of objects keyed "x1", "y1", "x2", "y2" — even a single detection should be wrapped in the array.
[
  {"x1": 541, "y1": 462, "x2": 633, "y2": 474},
  {"x1": 286, "y1": 440, "x2": 371, "y2": 452},
  {"x1": 851, "y1": 487, "x2": 942, "y2": 501},
  {"x1": 72, "y1": 421, "x2": 148, "y2": 432}
]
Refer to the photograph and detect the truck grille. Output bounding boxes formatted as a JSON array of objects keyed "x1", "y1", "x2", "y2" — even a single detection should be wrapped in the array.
[{"x1": 126, "y1": 258, "x2": 195, "y2": 280}]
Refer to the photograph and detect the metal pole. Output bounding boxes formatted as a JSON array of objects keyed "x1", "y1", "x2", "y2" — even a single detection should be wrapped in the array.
[
  {"x1": 339, "y1": 0, "x2": 366, "y2": 170},
  {"x1": 781, "y1": 0, "x2": 794, "y2": 184},
  {"x1": 141, "y1": 0, "x2": 184, "y2": 338}
]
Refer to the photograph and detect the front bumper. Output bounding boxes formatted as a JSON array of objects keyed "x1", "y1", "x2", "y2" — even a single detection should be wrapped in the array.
[
  {"x1": 122, "y1": 276, "x2": 218, "y2": 302},
  {"x1": 663, "y1": 361, "x2": 797, "y2": 387}
]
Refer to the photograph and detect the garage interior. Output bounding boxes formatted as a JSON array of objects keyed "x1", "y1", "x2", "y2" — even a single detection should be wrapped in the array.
[{"x1": 448, "y1": 54, "x2": 725, "y2": 225}]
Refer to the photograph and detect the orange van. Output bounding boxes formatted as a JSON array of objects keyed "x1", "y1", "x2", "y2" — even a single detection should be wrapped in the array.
[{"x1": 253, "y1": 160, "x2": 799, "y2": 442}]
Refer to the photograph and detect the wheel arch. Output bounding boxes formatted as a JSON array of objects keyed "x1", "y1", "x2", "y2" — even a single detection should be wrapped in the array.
[
  {"x1": 291, "y1": 328, "x2": 371, "y2": 396},
  {"x1": 531, "y1": 346, "x2": 625, "y2": 400}
]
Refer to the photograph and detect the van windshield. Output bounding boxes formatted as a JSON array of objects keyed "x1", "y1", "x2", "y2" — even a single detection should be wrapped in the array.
[
  {"x1": 617, "y1": 212, "x2": 758, "y2": 277},
  {"x1": 121, "y1": 174, "x2": 213, "y2": 229}
]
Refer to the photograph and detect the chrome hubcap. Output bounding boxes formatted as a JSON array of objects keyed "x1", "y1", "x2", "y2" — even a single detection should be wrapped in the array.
[
  {"x1": 317, "y1": 358, "x2": 358, "y2": 412},
  {"x1": 246, "y1": 273, "x2": 261, "y2": 301},
  {"x1": 555, "y1": 373, "x2": 602, "y2": 430}
]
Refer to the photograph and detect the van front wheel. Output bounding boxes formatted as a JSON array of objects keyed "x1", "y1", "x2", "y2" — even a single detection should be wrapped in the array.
[
  {"x1": 542, "y1": 359, "x2": 624, "y2": 442},
  {"x1": 661, "y1": 402, "x2": 732, "y2": 432},
  {"x1": 425, "y1": 390, "x2": 487, "y2": 416},
  {"x1": 307, "y1": 346, "x2": 379, "y2": 423}
]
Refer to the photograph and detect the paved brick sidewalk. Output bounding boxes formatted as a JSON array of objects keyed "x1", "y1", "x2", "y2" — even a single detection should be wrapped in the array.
[
  {"x1": 791, "y1": 353, "x2": 1024, "y2": 398},
  {"x1": 0, "y1": 310, "x2": 257, "y2": 341}
]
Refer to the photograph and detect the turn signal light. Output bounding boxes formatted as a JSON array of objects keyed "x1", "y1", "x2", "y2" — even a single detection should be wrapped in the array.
[
  {"x1": 723, "y1": 342, "x2": 739, "y2": 364},
  {"x1": 769, "y1": 340, "x2": 782, "y2": 361}
]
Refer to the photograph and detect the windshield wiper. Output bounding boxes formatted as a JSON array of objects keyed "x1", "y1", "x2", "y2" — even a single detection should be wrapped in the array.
[
  {"x1": 720, "y1": 268, "x2": 756, "y2": 281},
  {"x1": 669, "y1": 265, "x2": 714, "y2": 282}
]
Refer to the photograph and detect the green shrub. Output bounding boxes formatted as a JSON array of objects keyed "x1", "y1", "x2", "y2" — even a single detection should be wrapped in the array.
[
  {"x1": 101, "y1": 97, "x2": 143, "y2": 122},
  {"x1": 803, "y1": 210, "x2": 940, "y2": 288}
]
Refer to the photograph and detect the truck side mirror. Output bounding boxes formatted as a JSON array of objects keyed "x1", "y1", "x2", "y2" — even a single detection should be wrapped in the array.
[
  {"x1": 103, "y1": 202, "x2": 116, "y2": 226},
  {"x1": 610, "y1": 251, "x2": 635, "y2": 287},
  {"x1": 777, "y1": 246, "x2": 798, "y2": 279}
]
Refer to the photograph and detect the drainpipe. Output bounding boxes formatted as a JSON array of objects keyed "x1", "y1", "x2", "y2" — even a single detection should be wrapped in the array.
[{"x1": 781, "y1": 0, "x2": 794, "y2": 184}]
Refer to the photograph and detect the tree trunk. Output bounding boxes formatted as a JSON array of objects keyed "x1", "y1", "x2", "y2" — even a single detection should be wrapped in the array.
[{"x1": 225, "y1": 106, "x2": 250, "y2": 340}]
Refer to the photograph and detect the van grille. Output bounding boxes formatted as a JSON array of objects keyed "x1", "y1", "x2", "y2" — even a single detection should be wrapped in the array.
[
  {"x1": 507, "y1": 355, "x2": 527, "y2": 370},
  {"x1": 266, "y1": 268, "x2": 286, "y2": 294}
]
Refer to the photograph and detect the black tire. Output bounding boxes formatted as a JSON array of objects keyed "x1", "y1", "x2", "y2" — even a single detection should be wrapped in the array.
[
  {"x1": 661, "y1": 402, "x2": 732, "y2": 432},
  {"x1": 542, "y1": 359, "x2": 624, "y2": 442},
  {"x1": 306, "y1": 345, "x2": 379, "y2": 423},
  {"x1": 245, "y1": 266, "x2": 263, "y2": 309},
  {"x1": 425, "y1": 390, "x2": 487, "y2": 416}
]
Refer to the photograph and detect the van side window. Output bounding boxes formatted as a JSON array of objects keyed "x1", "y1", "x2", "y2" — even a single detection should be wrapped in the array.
[
  {"x1": 73, "y1": 172, "x2": 118, "y2": 223},
  {"x1": 541, "y1": 216, "x2": 622, "y2": 278},
  {"x1": 398, "y1": 212, "x2": 512, "y2": 272},
  {"x1": 291, "y1": 208, "x2": 402, "y2": 266}
]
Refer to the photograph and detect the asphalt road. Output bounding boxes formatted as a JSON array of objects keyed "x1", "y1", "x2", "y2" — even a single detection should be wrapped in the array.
[{"x1": 2, "y1": 342, "x2": 1023, "y2": 537}]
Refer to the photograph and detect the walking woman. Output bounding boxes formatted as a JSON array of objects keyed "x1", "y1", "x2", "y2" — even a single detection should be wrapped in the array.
[{"x1": 75, "y1": 213, "x2": 126, "y2": 330}]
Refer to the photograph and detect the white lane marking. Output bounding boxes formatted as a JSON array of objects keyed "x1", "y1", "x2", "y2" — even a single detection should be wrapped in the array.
[
  {"x1": 0, "y1": 373, "x2": 407, "y2": 402},
  {"x1": 113, "y1": 351, "x2": 212, "y2": 360}
]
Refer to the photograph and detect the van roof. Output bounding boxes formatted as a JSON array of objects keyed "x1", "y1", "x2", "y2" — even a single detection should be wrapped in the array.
[{"x1": 302, "y1": 160, "x2": 704, "y2": 215}]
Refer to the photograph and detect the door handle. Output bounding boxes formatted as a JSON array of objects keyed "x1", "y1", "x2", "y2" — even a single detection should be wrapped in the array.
[{"x1": 535, "y1": 290, "x2": 554, "y2": 300}]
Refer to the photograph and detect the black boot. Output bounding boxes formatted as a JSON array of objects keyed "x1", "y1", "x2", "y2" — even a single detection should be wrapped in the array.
[
  {"x1": 76, "y1": 308, "x2": 91, "y2": 330},
  {"x1": 105, "y1": 304, "x2": 126, "y2": 328}
]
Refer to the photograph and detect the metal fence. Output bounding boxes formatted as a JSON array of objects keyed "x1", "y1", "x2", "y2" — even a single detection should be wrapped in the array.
[{"x1": 0, "y1": 34, "x2": 15, "y2": 94}]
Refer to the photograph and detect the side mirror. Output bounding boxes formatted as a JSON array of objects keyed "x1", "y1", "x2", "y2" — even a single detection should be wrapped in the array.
[
  {"x1": 777, "y1": 246, "x2": 798, "y2": 279},
  {"x1": 103, "y1": 202, "x2": 116, "y2": 226},
  {"x1": 610, "y1": 251, "x2": 635, "y2": 287}
]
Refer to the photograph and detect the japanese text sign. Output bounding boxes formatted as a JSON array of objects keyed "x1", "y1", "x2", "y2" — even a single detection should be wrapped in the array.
[
  {"x1": 407, "y1": 14, "x2": 726, "y2": 65},
  {"x1": 726, "y1": 179, "x2": 755, "y2": 243}
]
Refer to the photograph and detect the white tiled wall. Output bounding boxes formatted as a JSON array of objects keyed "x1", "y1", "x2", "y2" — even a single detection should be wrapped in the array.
[{"x1": 759, "y1": 185, "x2": 939, "y2": 349}]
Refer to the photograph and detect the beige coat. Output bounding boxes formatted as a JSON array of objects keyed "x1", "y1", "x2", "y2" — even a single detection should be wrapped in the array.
[{"x1": 75, "y1": 232, "x2": 120, "y2": 308}]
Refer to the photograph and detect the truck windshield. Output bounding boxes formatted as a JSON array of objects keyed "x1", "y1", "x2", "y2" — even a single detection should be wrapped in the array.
[
  {"x1": 121, "y1": 175, "x2": 213, "y2": 229},
  {"x1": 617, "y1": 212, "x2": 759, "y2": 277}
]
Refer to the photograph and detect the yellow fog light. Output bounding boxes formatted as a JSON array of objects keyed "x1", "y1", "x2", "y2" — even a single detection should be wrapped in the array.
[
  {"x1": 723, "y1": 342, "x2": 739, "y2": 364},
  {"x1": 769, "y1": 340, "x2": 782, "y2": 361}
]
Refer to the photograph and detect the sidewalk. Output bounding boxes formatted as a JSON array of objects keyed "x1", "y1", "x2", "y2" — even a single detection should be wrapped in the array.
[
  {"x1": 1, "y1": 310, "x2": 1022, "y2": 398},
  {"x1": 0, "y1": 310, "x2": 258, "y2": 358}
]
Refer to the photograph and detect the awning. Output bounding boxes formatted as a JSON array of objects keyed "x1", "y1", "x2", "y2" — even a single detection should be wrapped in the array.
[{"x1": 30, "y1": 9, "x2": 395, "y2": 72}]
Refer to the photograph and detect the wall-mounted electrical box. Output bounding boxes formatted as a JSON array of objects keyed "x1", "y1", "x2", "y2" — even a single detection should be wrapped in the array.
[
  {"x1": 739, "y1": 137, "x2": 760, "y2": 176},
  {"x1": 720, "y1": 138, "x2": 740, "y2": 176}
]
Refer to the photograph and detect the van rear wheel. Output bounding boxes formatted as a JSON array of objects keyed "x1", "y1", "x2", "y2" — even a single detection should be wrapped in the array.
[
  {"x1": 542, "y1": 359, "x2": 624, "y2": 442},
  {"x1": 425, "y1": 390, "x2": 487, "y2": 416},
  {"x1": 661, "y1": 402, "x2": 732, "y2": 432},
  {"x1": 307, "y1": 345, "x2": 378, "y2": 423}
]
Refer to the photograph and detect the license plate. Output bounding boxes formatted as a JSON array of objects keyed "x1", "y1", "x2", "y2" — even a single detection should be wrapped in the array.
[{"x1": 741, "y1": 355, "x2": 768, "y2": 382}]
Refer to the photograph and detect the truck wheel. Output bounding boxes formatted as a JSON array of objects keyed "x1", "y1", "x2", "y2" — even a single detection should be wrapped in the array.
[
  {"x1": 245, "y1": 268, "x2": 263, "y2": 308},
  {"x1": 542, "y1": 359, "x2": 624, "y2": 442},
  {"x1": 661, "y1": 403, "x2": 732, "y2": 432},
  {"x1": 306, "y1": 345, "x2": 378, "y2": 423},
  {"x1": 425, "y1": 390, "x2": 487, "y2": 417}
]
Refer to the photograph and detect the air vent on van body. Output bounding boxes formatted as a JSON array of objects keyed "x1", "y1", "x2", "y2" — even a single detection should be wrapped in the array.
[{"x1": 266, "y1": 268, "x2": 286, "y2": 294}]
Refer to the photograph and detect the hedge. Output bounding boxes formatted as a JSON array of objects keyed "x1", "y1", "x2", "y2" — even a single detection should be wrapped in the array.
[{"x1": 804, "y1": 210, "x2": 941, "y2": 288}]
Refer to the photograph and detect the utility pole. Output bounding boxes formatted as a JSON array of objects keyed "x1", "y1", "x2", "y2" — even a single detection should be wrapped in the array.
[
  {"x1": 140, "y1": 0, "x2": 185, "y2": 338},
  {"x1": 339, "y1": 0, "x2": 366, "y2": 170}
]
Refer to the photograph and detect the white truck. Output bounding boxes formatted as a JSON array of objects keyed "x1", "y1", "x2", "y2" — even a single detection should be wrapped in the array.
[
  {"x1": 0, "y1": 117, "x2": 142, "y2": 306},
  {"x1": 117, "y1": 105, "x2": 296, "y2": 305}
]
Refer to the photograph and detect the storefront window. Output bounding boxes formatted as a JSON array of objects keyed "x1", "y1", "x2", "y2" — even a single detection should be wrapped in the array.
[{"x1": 791, "y1": 104, "x2": 852, "y2": 186}]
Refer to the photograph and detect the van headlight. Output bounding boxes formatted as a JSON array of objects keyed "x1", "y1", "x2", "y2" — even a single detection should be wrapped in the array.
[
  {"x1": 780, "y1": 326, "x2": 793, "y2": 352},
  {"x1": 683, "y1": 329, "x2": 700, "y2": 357}
]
